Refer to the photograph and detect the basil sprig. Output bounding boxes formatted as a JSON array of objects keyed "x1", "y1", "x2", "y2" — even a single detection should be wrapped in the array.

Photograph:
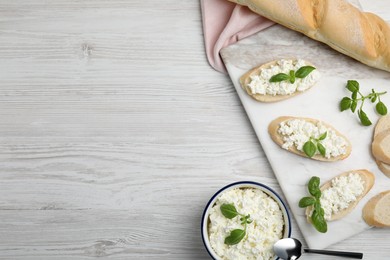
[
  {"x1": 269, "y1": 66, "x2": 316, "y2": 84},
  {"x1": 302, "y1": 131, "x2": 327, "y2": 158},
  {"x1": 340, "y1": 80, "x2": 387, "y2": 126},
  {"x1": 299, "y1": 176, "x2": 327, "y2": 233},
  {"x1": 220, "y1": 203, "x2": 252, "y2": 245}
]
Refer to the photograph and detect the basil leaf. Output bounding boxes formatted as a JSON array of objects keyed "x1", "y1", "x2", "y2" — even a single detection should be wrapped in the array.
[
  {"x1": 220, "y1": 203, "x2": 238, "y2": 219},
  {"x1": 314, "y1": 189, "x2": 322, "y2": 200},
  {"x1": 289, "y1": 70, "x2": 296, "y2": 84},
  {"x1": 376, "y1": 101, "x2": 388, "y2": 115},
  {"x1": 346, "y1": 80, "x2": 359, "y2": 92},
  {"x1": 269, "y1": 73, "x2": 290, "y2": 83},
  {"x1": 299, "y1": 197, "x2": 316, "y2": 208},
  {"x1": 245, "y1": 215, "x2": 252, "y2": 224},
  {"x1": 308, "y1": 176, "x2": 320, "y2": 197},
  {"x1": 314, "y1": 201, "x2": 322, "y2": 212},
  {"x1": 318, "y1": 131, "x2": 327, "y2": 141},
  {"x1": 317, "y1": 143, "x2": 326, "y2": 157},
  {"x1": 295, "y1": 66, "x2": 315, "y2": 78},
  {"x1": 351, "y1": 100, "x2": 358, "y2": 113},
  {"x1": 311, "y1": 210, "x2": 328, "y2": 233},
  {"x1": 319, "y1": 207, "x2": 325, "y2": 216},
  {"x1": 358, "y1": 109, "x2": 372, "y2": 126},
  {"x1": 371, "y1": 95, "x2": 377, "y2": 103},
  {"x1": 241, "y1": 214, "x2": 251, "y2": 224},
  {"x1": 224, "y1": 229, "x2": 246, "y2": 245},
  {"x1": 340, "y1": 97, "x2": 352, "y2": 111},
  {"x1": 303, "y1": 141, "x2": 316, "y2": 158},
  {"x1": 351, "y1": 91, "x2": 357, "y2": 100}
]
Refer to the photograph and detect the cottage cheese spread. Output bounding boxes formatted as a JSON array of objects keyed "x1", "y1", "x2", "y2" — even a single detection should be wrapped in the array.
[
  {"x1": 278, "y1": 119, "x2": 348, "y2": 159},
  {"x1": 247, "y1": 59, "x2": 320, "y2": 96},
  {"x1": 208, "y1": 188, "x2": 284, "y2": 260},
  {"x1": 320, "y1": 173, "x2": 365, "y2": 221}
]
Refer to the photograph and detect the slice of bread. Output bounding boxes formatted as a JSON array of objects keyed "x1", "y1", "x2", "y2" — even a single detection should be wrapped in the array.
[
  {"x1": 240, "y1": 59, "x2": 318, "y2": 102},
  {"x1": 374, "y1": 115, "x2": 390, "y2": 136},
  {"x1": 371, "y1": 129, "x2": 390, "y2": 164},
  {"x1": 268, "y1": 116, "x2": 351, "y2": 161},
  {"x1": 363, "y1": 190, "x2": 390, "y2": 227},
  {"x1": 372, "y1": 115, "x2": 390, "y2": 177},
  {"x1": 376, "y1": 160, "x2": 390, "y2": 178},
  {"x1": 306, "y1": 170, "x2": 375, "y2": 221}
]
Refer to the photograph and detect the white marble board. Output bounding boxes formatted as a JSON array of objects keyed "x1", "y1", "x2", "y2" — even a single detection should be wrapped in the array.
[{"x1": 220, "y1": 0, "x2": 390, "y2": 249}]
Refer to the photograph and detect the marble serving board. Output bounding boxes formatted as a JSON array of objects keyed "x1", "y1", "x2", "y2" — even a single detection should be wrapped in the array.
[{"x1": 221, "y1": 1, "x2": 390, "y2": 249}]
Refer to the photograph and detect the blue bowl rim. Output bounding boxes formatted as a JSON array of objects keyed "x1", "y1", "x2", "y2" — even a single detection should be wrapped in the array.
[{"x1": 201, "y1": 181, "x2": 292, "y2": 260}]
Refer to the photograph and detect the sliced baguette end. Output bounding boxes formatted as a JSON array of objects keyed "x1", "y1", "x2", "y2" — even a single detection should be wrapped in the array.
[
  {"x1": 374, "y1": 115, "x2": 390, "y2": 136},
  {"x1": 375, "y1": 160, "x2": 390, "y2": 178},
  {"x1": 372, "y1": 129, "x2": 390, "y2": 164},
  {"x1": 372, "y1": 115, "x2": 390, "y2": 177},
  {"x1": 363, "y1": 190, "x2": 390, "y2": 227}
]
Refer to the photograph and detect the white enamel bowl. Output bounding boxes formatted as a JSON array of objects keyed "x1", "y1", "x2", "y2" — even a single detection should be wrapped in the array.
[{"x1": 201, "y1": 181, "x2": 292, "y2": 260}]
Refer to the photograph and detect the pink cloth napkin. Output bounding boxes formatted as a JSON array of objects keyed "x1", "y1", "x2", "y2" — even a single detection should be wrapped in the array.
[{"x1": 200, "y1": 0, "x2": 274, "y2": 73}]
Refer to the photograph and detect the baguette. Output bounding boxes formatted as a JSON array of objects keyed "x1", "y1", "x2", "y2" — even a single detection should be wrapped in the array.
[
  {"x1": 227, "y1": 0, "x2": 390, "y2": 73},
  {"x1": 268, "y1": 116, "x2": 351, "y2": 161},
  {"x1": 240, "y1": 59, "x2": 319, "y2": 102},
  {"x1": 306, "y1": 170, "x2": 375, "y2": 221},
  {"x1": 363, "y1": 190, "x2": 390, "y2": 227}
]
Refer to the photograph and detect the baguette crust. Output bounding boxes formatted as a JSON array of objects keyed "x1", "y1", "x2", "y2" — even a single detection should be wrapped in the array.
[
  {"x1": 268, "y1": 116, "x2": 351, "y2": 161},
  {"x1": 228, "y1": 0, "x2": 390, "y2": 72},
  {"x1": 306, "y1": 170, "x2": 375, "y2": 221},
  {"x1": 363, "y1": 190, "x2": 390, "y2": 227},
  {"x1": 240, "y1": 59, "x2": 316, "y2": 102}
]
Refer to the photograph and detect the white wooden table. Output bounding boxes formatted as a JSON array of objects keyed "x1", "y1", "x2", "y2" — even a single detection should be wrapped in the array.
[{"x1": 0, "y1": 1, "x2": 388, "y2": 259}]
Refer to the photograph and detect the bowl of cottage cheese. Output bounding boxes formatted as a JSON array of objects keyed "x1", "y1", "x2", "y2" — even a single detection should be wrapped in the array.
[{"x1": 201, "y1": 181, "x2": 291, "y2": 260}]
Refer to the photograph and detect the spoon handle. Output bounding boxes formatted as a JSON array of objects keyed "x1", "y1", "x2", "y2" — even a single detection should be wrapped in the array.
[{"x1": 304, "y1": 249, "x2": 363, "y2": 259}]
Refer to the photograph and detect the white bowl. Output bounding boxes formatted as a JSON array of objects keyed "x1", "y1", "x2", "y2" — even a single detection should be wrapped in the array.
[{"x1": 201, "y1": 181, "x2": 291, "y2": 260}]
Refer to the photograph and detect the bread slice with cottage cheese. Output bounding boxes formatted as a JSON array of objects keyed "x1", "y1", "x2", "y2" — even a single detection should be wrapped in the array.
[
  {"x1": 240, "y1": 59, "x2": 320, "y2": 102},
  {"x1": 268, "y1": 116, "x2": 351, "y2": 161},
  {"x1": 306, "y1": 170, "x2": 375, "y2": 221},
  {"x1": 363, "y1": 190, "x2": 390, "y2": 227}
]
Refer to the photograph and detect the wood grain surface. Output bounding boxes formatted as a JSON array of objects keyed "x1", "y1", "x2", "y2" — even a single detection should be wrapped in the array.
[{"x1": 0, "y1": 0, "x2": 388, "y2": 259}]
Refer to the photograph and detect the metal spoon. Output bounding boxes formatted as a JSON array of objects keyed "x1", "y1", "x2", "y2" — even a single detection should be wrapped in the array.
[{"x1": 273, "y1": 238, "x2": 363, "y2": 259}]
